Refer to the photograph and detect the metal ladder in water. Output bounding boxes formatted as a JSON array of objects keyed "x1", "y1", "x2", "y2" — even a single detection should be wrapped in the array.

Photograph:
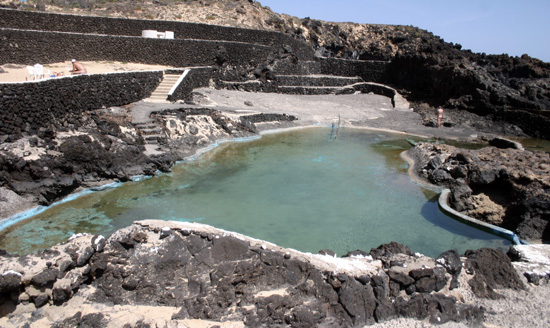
[{"x1": 329, "y1": 114, "x2": 342, "y2": 140}]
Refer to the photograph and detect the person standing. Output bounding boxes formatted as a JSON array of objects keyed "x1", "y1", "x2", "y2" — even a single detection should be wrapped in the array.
[{"x1": 437, "y1": 107, "x2": 444, "y2": 128}]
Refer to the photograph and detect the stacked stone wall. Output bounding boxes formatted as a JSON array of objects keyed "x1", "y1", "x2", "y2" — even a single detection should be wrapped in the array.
[
  {"x1": 167, "y1": 67, "x2": 215, "y2": 102},
  {"x1": 0, "y1": 8, "x2": 314, "y2": 60},
  {"x1": 272, "y1": 58, "x2": 390, "y2": 83},
  {"x1": 0, "y1": 71, "x2": 162, "y2": 138},
  {"x1": 319, "y1": 58, "x2": 389, "y2": 82},
  {"x1": 0, "y1": 28, "x2": 275, "y2": 67}
]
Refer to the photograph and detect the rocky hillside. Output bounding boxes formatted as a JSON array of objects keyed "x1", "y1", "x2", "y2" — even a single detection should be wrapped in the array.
[{"x1": 4, "y1": 0, "x2": 550, "y2": 138}]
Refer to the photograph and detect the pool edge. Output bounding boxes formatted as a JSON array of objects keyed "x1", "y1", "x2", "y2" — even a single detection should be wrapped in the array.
[{"x1": 400, "y1": 149, "x2": 522, "y2": 245}]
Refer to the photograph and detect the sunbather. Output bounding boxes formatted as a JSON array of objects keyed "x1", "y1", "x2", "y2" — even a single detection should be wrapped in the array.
[{"x1": 69, "y1": 59, "x2": 87, "y2": 75}]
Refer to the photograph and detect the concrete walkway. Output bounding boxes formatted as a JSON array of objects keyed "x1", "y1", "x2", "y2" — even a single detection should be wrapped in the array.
[
  {"x1": 190, "y1": 88, "x2": 482, "y2": 140},
  {"x1": 194, "y1": 87, "x2": 396, "y2": 125},
  {"x1": 122, "y1": 88, "x2": 485, "y2": 145}
]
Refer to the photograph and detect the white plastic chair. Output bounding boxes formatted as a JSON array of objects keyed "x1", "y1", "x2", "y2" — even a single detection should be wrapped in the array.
[
  {"x1": 33, "y1": 64, "x2": 50, "y2": 79},
  {"x1": 26, "y1": 66, "x2": 36, "y2": 80}
]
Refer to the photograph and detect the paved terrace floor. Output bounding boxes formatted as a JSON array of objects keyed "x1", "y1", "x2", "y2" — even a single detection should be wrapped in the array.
[{"x1": 166, "y1": 88, "x2": 485, "y2": 141}]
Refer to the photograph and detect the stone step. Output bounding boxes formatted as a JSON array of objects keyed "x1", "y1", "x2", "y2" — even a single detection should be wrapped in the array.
[
  {"x1": 149, "y1": 93, "x2": 168, "y2": 98},
  {"x1": 140, "y1": 128, "x2": 162, "y2": 135},
  {"x1": 143, "y1": 98, "x2": 169, "y2": 103},
  {"x1": 154, "y1": 85, "x2": 173, "y2": 90},
  {"x1": 152, "y1": 89, "x2": 172, "y2": 94},
  {"x1": 144, "y1": 134, "x2": 165, "y2": 143},
  {"x1": 219, "y1": 80, "x2": 263, "y2": 92},
  {"x1": 278, "y1": 85, "x2": 356, "y2": 95},
  {"x1": 276, "y1": 75, "x2": 362, "y2": 87},
  {"x1": 134, "y1": 123, "x2": 157, "y2": 129},
  {"x1": 146, "y1": 73, "x2": 184, "y2": 102},
  {"x1": 160, "y1": 78, "x2": 177, "y2": 83},
  {"x1": 146, "y1": 97, "x2": 166, "y2": 100}
]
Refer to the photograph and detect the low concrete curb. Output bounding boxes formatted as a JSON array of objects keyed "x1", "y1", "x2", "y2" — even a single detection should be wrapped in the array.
[
  {"x1": 438, "y1": 189, "x2": 522, "y2": 245},
  {"x1": 400, "y1": 149, "x2": 521, "y2": 245}
]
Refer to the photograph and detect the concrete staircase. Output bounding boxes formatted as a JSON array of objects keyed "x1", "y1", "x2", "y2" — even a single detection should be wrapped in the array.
[
  {"x1": 218, "y1": 70, "x2": 411, "y2": 109},
  {"x1": 146, "y1": 73, "x2": 182, "y2": 102}
]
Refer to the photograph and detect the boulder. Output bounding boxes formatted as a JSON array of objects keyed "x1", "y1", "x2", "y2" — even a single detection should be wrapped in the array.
[
  {"x1": 437, "y1": 249, "x2": 462, "y2": 289},
  {"x1": 370, "y1": 242, "x2": 413, "y2": 260},
  {"x1": 0, "y1": 271, "x2": 22, "y2": 293},
  {"x1": 31, "y1": 268, "x2": 59, "y2": 288},
  {"x1": 76, "y1": 246, "x2": 94, "y2": 267},
  {"x1": 52, "y1": 278, "x2": 73, "y2": 304},
  {"x1": 388, "y1": 270, "x2": 415, "y2": 288},
  {"x1": 465, "y1": 248, "x2": 525, "y2": 299},
  {"x1": 91, "y1": 235, "x2": 106, "y2": 252},
  {"x1": 33, "y1": 293, "x2": 49, "y2": 308},
  {"x1": 429, "y1": 169, "x2": 453, "y2": 184}
]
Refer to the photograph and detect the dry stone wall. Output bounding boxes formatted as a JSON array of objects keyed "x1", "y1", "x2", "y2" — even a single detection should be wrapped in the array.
[
  {"x1": 166, "y1": 67, "x2": 214, "y2": 102},
  {"x1": 0, "y1": 8, "x2": 314, "y2": 61},
  {"x1": 319, "y1": 58, "x2": 389, "y2": 82},
  {"x1": 271, "y1": 57, "x2": 389, "y2": 83},
  {"x1": 0, "y1": 28, "x2": 275, "y2": 67},
  {"x1": 0, "y1": 71, "x2": 162, "y2": 138}
]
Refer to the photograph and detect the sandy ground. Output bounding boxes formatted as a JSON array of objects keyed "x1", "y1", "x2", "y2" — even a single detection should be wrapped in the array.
[{"x1": 0, "y1": 61, "x2": 174, "y2": 83}]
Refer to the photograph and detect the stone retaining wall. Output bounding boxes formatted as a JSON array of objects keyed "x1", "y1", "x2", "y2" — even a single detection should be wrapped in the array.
[
  {"x1": 167, "y1": 67, "x2": 215, "y2": 102},
  {"x1": 319, "y1": 58, "x2": 389, "y2": 82},
  {"x1": 272, "y1": 58, "x2": 390, "y2": 83},
  {"x1": 272, "y1": 60, "x2": 322, "y2": 76},
  {"x1": 276, "y1": 75, "x2": 361, "y2": 87},
  {"x1": 352, "y1": 82, "x2": 397, "y2": 99},
  {"x1": 0, "y1": 71, "x2": 162, "y2": 138},
  {"x1": 0, "y1": 8, "x2": 314, "y2": 61},
  {"x1": 0, "y1": 28, "x2": 275, "y2": 67}
]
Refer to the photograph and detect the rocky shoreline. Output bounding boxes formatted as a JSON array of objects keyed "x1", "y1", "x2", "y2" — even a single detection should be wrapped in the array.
[
  {"x1": 1, "y1": 220, "x2": 550, "y2": 327},
  {"x1": 0, "y1": 100, "x2": 296, "y2": 220},
  {"x1": 405, "y1": 140, "x2": 550, "y2": 243}
]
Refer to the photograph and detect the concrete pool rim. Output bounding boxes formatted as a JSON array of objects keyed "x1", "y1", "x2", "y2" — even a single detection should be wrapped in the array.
[{"x1": 400, "y1": 149, "x2": 522, "y2": 245}]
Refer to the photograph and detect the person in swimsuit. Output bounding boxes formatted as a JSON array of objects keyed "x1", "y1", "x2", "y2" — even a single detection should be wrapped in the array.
[
  {"x1": 69, "y1": 59, "x2": 87, "y2": 75},
  {"x1": 437, "y1": 107, "x2": 444, "y2": 128}
]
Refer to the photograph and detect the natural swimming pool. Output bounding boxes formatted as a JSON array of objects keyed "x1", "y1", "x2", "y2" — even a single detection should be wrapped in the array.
[{"x1": 0, "y1": 127, "x2": 511, "y2": 257}]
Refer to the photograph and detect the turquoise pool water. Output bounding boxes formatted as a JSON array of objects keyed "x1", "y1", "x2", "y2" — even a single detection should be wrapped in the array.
[{"x1": 0, "y1": 127, "x2": 511, "y2": 257}]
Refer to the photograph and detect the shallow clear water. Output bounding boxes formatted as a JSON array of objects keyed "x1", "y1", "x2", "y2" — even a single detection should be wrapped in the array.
[
  {"x1": 0, "y1": 127, "x2": 511, "y2": 257},
  {"x1": 514, "y1": 137, "x2": 550, "y2": 153}
]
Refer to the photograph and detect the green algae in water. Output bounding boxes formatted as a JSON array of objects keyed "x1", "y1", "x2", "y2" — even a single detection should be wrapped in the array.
[{"x1": 0, "y1": 127, "x2": 511, "y2": 257}]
